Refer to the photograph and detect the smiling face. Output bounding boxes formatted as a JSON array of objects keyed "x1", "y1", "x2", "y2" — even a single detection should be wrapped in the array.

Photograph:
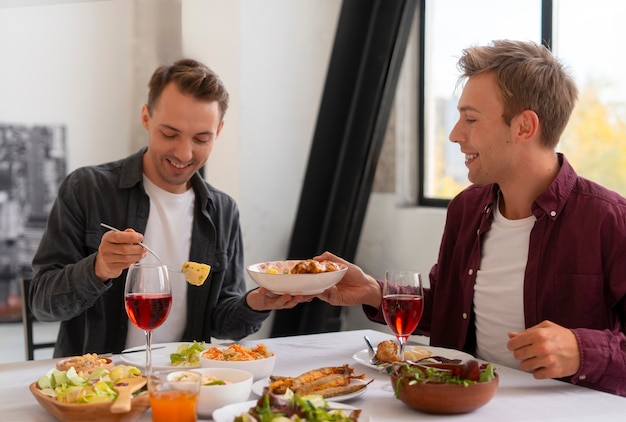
[
  {"x1": 449, "y1": 72, "x2": 518, "y2": 186},
  {"x1": 141, "y1": 82, "x2": 224, "y2": 193}
]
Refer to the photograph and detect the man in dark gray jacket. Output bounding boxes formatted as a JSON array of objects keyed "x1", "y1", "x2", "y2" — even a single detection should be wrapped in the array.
[{"x1": 30, "y1": 59, "x2": 306, "y2": 357}]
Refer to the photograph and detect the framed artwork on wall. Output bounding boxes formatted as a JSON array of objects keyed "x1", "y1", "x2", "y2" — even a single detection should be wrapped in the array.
[{"x1": 0, "y1": 124, "x2": 66, "y2": 321}]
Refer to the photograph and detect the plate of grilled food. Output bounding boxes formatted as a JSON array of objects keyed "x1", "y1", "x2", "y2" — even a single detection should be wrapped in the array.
[
  {"x1": 353, "y1": 339, "x2": 474, "y2": 370},
  {"x1": 251, "y1": 364, "x2": 372, "y2": 402}
]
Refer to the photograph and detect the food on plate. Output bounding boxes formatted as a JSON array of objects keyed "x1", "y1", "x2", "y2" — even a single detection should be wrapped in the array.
[
  {"x1": 169, "y1": 340, "x2": 207, "y2": 366},
  {"x1": 375, "y1": 340, "x2": 399, "y2": 363},
  {"x1": 289, "y1": 259, "x2": 342, "y2": 274},
  {"x1": 375, "y1": 340, "x2": 432, "y2": 363},
  {"x1": 388, "y1": 360, "x2": 496, "y2": 385},
  {"x1": 181, "y1": 261, "x2": 211, "y2": 286},
  {"x1": 234, "y1": 389, "x2": 362, "y2": 421},
  {"x1": 267, "y1": 364, "x2": 370, "y2": 398},
  {"x1": 202, "y1": 343, "x2": 274, "y2": 361},
  {"x1": 404, "y1": 347, "x2": 433, "y2": 362},
  {"x1": 37, "y1": 363, "x2": 143, "y2": 404},
  {"x1": 55, "y1": 353, "x2": 113, "y2": 375}
]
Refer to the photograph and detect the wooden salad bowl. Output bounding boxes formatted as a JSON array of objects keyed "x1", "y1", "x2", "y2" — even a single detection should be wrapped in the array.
[
  {"x1": 29, "y1": 382, "x2": 150, "y2": 422},
  {"x1": 389, "y1": 362, "x2": 499, "y2": 414}
]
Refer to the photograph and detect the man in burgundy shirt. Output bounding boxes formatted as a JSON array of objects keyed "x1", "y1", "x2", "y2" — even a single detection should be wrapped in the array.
[{"x1": 316, "y1": 40, "x2": 626, "y2": 397}]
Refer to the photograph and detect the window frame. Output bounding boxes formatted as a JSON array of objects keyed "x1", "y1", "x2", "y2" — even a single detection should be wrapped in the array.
[{"x1": 417, "y1": 0, "x2": 554, "y2": 207}]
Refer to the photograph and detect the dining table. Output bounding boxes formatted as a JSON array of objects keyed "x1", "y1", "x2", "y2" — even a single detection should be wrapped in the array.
[{"x1": 1, "y1": 328, "x2": 624, "y2": 421}]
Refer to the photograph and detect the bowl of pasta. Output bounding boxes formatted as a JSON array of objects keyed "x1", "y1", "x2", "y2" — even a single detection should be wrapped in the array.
[
  {"x1": 199, "y1": 343, "x2": 276, "y2": 380},
  {"x1": 246, "y1": 259, "x2": 348, "y2": 295}
]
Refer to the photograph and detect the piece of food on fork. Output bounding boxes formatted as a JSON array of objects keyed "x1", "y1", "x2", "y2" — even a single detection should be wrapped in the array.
[{"x1": 181, "y1": 261, "x2": 211, "y2": 286}]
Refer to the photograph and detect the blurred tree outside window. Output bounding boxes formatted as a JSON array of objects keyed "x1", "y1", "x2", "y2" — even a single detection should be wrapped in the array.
[{"x1": 420, "y1": 0, "x2": 626, "y2": 204}]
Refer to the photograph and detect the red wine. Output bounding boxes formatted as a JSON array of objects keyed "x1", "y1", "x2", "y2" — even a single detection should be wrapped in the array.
[
  {"x1": 125, "y1": 293, "x2": 172, "y2": 331},
  {"x1": 382, "y1": 294, "x2": 423, "y2": 341}
]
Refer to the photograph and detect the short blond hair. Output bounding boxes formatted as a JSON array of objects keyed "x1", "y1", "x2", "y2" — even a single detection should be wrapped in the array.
[{"x1": 456, "y1": 40, "x2": 578, "y2": 148}]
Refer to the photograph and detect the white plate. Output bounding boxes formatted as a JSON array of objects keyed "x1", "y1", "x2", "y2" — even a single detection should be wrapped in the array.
[
  {"x1": 251, "y1": 377, "x2": 368, "y2": 402},
  {"x1": 120, "y1": 342, "x2": 207, "y2": 370},
  {"x1": 352, "y1": 345, "x2": 474, "y2": 370},
  {"x1": 212, "y1": 400, "x2": 370, "y2": 422}
]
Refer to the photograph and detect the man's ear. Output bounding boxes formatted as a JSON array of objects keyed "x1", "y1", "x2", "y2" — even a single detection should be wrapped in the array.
[
  {"x1": 140, "y1": 104, "x2": 150, "y2": 129},
  {"x1": 215, "y1": 119, "x2": 225, "y2": 138},
  {"x1": 515, "y1": 109, "x2": 539, "y2": 142}
]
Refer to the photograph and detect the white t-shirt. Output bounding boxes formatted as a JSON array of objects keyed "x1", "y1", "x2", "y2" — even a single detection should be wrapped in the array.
[
  {"x1": 474, "y1": 197, "x2": 535, "y2": 368},
  {"x1": 125, "y1": 176, "x2": 195, "y2": 349}
]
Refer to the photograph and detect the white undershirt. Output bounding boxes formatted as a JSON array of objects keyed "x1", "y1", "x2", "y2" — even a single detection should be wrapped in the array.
[
  {"x1": 474, "y1": 197, "x2": 535, "y2": 369},
  {"x1": 125, "y1": 176, "x2": 195, "y2": 349}
]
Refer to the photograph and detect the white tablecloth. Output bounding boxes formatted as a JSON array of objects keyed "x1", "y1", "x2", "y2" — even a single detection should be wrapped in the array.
[{"x1": 1, "y1": 329, "x2": 624, "y2": 421}]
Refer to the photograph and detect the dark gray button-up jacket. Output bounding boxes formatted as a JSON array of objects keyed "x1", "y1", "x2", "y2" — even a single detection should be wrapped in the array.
[{"x1": 30, "y1": 148, "x2": 269, "y2": 357}]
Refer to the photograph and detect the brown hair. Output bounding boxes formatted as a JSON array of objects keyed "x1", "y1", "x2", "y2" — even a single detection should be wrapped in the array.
[
  {"x1": 456, "y1": 39, "x2": 578, "y2": 148},
  {"x1": 147, "y1": 58, "x2": 230, "y2": 120}
]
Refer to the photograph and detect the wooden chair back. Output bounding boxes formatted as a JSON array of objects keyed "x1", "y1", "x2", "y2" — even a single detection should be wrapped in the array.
[{"x1": 19, "y1": 278, "x2": 56, "y2": 360}]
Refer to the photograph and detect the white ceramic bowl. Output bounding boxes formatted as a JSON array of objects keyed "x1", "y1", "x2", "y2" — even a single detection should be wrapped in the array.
[
  {"x1": 246, "y1": 260, "x2": 348, "y2": 295},
  {"x1": 199, "y1": 349, "x2": 276, "y2": 381},
  {"x1": 191, "y1": 368, "x2": 253, "y2": 417}
]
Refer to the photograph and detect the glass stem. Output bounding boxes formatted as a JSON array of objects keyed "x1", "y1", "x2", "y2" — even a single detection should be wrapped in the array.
[
  {"x1": 145, "y1": 330, "x2": 152, "y2": 376},
  {"x1": 398, "y1": 338, "x2": 406, "y2": 361}
]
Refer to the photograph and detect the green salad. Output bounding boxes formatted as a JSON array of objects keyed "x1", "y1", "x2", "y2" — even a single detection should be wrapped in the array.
[
  {"x1": 388, "y1": 359, "x2": 496, "y2": 389},
  {"x1": 37, "y1": 364, "x2": 142, "y2": 404},
  {"x1": 169, "y1": 340, "x2": 206, "y2": 366},
  {"x1": 235, "y1": 389, "x2": 362, "y2": 422}
]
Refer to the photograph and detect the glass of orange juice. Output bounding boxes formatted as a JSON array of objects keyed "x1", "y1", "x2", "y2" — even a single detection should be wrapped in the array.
[{"x1": 148, "y1": 370, "x2": 201, "y2": 422}]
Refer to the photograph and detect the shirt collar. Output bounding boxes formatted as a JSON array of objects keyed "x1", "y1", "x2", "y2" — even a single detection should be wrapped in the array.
[
  {"x1": 532, "y1": 153, "x2": 577, "y2": 219},
  {"x1": 485, "y1": 153, "x2": 577, "y2": 220}
]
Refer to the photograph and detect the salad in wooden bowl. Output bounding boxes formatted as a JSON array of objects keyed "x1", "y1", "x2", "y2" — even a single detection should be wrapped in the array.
[
  {"x1": 387, "y1": 359, "x2": 499, "y2": 414},
  {"x1": 30, "y1": 362, "x2": 149, "y2": 422}
]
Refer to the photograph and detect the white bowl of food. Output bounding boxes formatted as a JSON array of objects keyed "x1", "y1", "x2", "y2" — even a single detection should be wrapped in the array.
[
  {"x1": 191, "y1": 368, "x2": 253, "y2": 417},
  {"x1": 199, "y1": 343, "x2": 276, "y2": 380},
  {"x1": 246, "y1": 259, "x2": 348, "y2": 295}
]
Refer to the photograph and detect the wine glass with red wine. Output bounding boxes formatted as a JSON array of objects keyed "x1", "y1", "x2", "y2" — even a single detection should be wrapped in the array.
[
  {"x1": 381, "y1": 270, "x2": 424, "y2": 361},
  {"x1": 124, "y1": 262, "x2": 172, "y2": 375}
]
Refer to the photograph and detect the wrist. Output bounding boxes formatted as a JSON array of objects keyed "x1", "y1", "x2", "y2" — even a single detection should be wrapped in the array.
[{"x1": 366, "y1": 277, "x2": 383, "y2": 308}]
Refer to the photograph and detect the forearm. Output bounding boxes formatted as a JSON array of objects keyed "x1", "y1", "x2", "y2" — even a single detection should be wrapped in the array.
[{"x1": 31, "y1": 254, "x2": 111, "y2": 322}]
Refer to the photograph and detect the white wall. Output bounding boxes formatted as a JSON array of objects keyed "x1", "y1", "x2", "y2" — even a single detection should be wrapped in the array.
[
  {"x1": 0, "y1": 0, "x2": 448, "y2": 341},
  {"x1": 0, "y1": 0, "x2": 134, "y2": 169}
]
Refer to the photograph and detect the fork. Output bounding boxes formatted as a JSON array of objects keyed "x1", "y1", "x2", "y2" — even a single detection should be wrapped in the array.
[
  {"x1": 99, "y1": 222, "x2": 187, "y2": 275},
  {"x1": 102, "y1": 224, "x2": 190, "y2": 276},
  {"x1": 100, "y1": 223, "x2": 166, "y2": 264},
  {"x1": 364, "y1": 335, "x2": 385, "y2": 366},
  {"x1": 364, "y1": 335, "x2": 456, "y2": 370}
]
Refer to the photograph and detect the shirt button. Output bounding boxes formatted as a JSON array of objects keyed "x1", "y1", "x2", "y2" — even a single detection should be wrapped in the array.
[
  {"x1": 550, "y1": 210, "x2": 557, "y2": 217},
  {"x1": 579, "y1": 374, "x2": 587, "y2": 380},
  {"x1": 468, "y1": 269, "x2": 474, "y2": 276},
  {"x1": 462, "y1": 313, "x2": 468, "y2": 319}
]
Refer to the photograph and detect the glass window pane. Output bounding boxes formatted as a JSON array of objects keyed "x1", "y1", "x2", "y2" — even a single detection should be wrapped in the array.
[
  {"x1": 423, "y1": 0, "x2": 541, "y2": 200},
  {"x1": 554, "y1": 0, "x2": 626, "y2": 195}
]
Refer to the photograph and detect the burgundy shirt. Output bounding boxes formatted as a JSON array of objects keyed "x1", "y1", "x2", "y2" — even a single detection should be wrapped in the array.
[{"x1": 365, "y1": 154, "x2": 626, "y2": 396}]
